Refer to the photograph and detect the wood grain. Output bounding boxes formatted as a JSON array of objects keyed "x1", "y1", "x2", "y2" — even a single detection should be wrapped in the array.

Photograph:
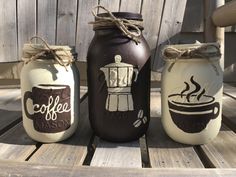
[
  {"x1": 152, "y1": 0, "x2": 187, "y2": 71},
  {"x1": 75, "y1": 0, "x2": 98, "y2": 61},
  {"x1": 0, "y1": 109, "x2": 21, "y2": 135},
  {"x1": 0, "y1": 123, "x2": 37, "y2": 161},
  {"x1": 146, "y1": 92, "x2": 203, "y2": 168},
  {"x1": 222, "y1": 95, "x2": 236, "y2": 132},
  {"x1": 224, "y1": 83, "x2": 236, "y2": 98},
  {"x1": 204, "y1": 0, "x2": 225, "y2": 69},
  {"x1": 99, "y1": 0, "x2": 120, "y2": 12},
  {"x1": 28, "y1": 92, "x2": 91, "y2": 166},
  {"x1": 212, "y1": 0, "x2": 236, "y2": 27},
  {"x1": 182, "y1": 0, "x2": 204, "y2": 32},
  {"x1": 141, "y1": 0, "x2": 164, "y2": 50},
  {"x1": 37, "y1": 0, "x2": 57, "y2": 44},
  {"x1": 90, "y1": 139, "x2": 142, "y2": 168},
  {"x1": 0, "y1": 161, "x2": 236, "y2": 177},
  {"x1": 0, "y1": 0, "x2": 18, "y2": 62},
  {"x1": 56, "y1": 0, "x2": 77, "y2": 46},
  {"x1": 119, "y1": 0, "x2": 142, "y2": 13},
  {"x1": 17, "y1": 0, "x2": 36, "y2": 58},
  {"x1": 199, "y1": 125, "x2": 236, "y2": 168}
]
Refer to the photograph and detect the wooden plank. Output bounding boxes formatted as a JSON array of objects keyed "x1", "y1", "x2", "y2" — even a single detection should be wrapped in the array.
[
  {"x1": 75, "y1": 0, "x2": 98, "y2": 61},
  {"x1": 223, "y1": 83, "x2": 236, "y2": 98},
  {"x1": 37, "y1": 0, "x2": 57, "y2": 44},
  {"x1": 99, "y1": 0, "x2": 120, "y2": 12},
  {"x1": 56, "y1": 0, "x2": 77, "y2": 46},
  {"x1": 182, "y1": 0, "x2": 204, "y2": 32},
  {"x1": 0, "y1": 88, "x2": 21, "y2": 111},
  {"x1": 0, "y1": 123, "x2": 37, "y2": 161},
  {"x1": 152, "y1": 0, "x2": 187, "y2": 71},
  {"x1": 0, "y1": 0, "x2": 18, "y2": 62},
  {"x1": 119, "y1": 0, "x2": 142, "y2": 13},
  {"x1": 0, "y1": 161, "x2": 236, "y2": 177},
  {"x1": 204, "y1": 0, "x2": 224, "y2": 69},
  {"x1": 28, "y1": 92, "x2": 91, "y2": 166},
  {"x1": 90, "y1": 139, "x2": 142, "y2": 168},
  {"x1": 146, "y1": 92, "x2": 204, "y2": 168},
  {"x1": 141, "y1": 0, "x2": 164, "y2": 51},
  {"x1": 199, "y1": 125, "x2": 236, "y2": 168},
  {"x1": 17, "y1": 0, "x2": 36, "y2": 58},
  {"x1": 212, "y1": 0, "x2": 236, "y2": 27},
  {"x1": 222, "y1": 94, "x2": 236, "y2": 131},
  {"x1": 0, "y1": 109, "x2": 21, "y2": 135}
]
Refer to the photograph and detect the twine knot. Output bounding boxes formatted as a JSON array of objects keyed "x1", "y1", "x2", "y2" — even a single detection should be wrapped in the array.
[
  {"x1": 162, "y1": 42, "x2": 221, "y2": 74},
  {"x1": 22, "y1": 36, "x2": 74, "y2": 71},
  {"x1": 89, "y1": 5, "x2": 143, "y2": 44}
]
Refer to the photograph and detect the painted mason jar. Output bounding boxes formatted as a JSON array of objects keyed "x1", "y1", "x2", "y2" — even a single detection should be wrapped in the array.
[
  {"x1": 21, "y1": 39, "x2": 79, "y2": 143},
  {"x1": 161, "y1": 42, "x2": 223, "y2": 145},
  {"x1": 87, "y1": 6, "x2": 151, "y2": 142}
]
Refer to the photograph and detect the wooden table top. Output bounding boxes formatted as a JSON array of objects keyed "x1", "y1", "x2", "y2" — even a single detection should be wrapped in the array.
[{"x1": 0, "y1": 84, "x2": 235, "y2": 177}]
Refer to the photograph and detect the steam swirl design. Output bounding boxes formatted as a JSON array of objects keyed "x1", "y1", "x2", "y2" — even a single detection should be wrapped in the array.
[{"x1": 180, "y1": 76, "x2": 206, "y2": 102}]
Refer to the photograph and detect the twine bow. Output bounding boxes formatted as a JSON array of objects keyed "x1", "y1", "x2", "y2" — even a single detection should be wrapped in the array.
[
  {"x1": 162, "y1": 44, "x2": 221, "y2": 60},
  {"x1": 162, "y1": 43, "x2": 221, "y2": 75},
  {"x1": 22, "y1": 36, "x2": 73, "y2": 71},
  {"x1": 89, "y1": 5, "x2": 142, "y2": 44}
]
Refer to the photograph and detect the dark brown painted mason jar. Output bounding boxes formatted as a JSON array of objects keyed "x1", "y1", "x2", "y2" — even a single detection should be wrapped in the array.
[{"x1": 87, "y1": 11, "x2": 151, "y2": 142}]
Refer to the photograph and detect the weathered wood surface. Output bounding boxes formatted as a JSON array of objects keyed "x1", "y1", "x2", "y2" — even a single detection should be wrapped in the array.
[
  {"x1": 0, "y1": 123, "x2": 37, "y2": 161},
  {"x1": 0, "y1": 85, "x2": 236, "y2": 174},
  {"x1": 90, "y1": 138, "x2": 142, "y2": 168},
  {"x1": 120, "y1": 0, "x2": 142, "y2": 13},
  {"x1": 37, "y1": 0, "x2": 57, "y2": 44},
  {"x1": 224, "y1": 83, "x2": 236, "y2": 98},
  {"x1": 17, "y1": 0, "x2": 36, "y2": 58},
  {"x1": 0, "y1": 0, "x2": 18, "y2": 62},
  {"x1": 0, "y1": 109, "x2": 21, "y2": 135},
  {"x1": 56, "y1": 0, "x2": 77, "y2": 46},
  {"x1": 152, "y1": 0, "x2": 187, "y2": 71},
  {"x1": 0, "y1": 161, "x2": 236, "y2": 177},
  {"x1": 3, "y1": 0, "x2": 235, "y2": 64},
  {"x1": 212, "y1": 0, "x2": 236, "y2": 27},
  {"x1": 76, "y1": 0, "x2": 98, "y2": 61},
  {"x1": 199, "y1": 125, "x2": 236, "y2": 168},
  {"x1": 182, "y1": 0, "x2": 204, "y2": 32},
  {"x1": 204, "y1": 0, "x2": 225, "y2": 69},
  {"x1": 222, "y1": 83, "x2": 236, "y2": 131},
  {"x1": 141, "y1": 0, "x2": 164, "y2": 52},
  {"x1": 99, "y1": 0, "x2": 120, "y2": 12},
  {"x1": 146, "y1": 93, "x2": 203, "y2": 168}
]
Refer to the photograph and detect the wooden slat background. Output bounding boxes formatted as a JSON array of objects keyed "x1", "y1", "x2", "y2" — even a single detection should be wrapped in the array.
[
  {"x1": 0, "y1": 0, "x2": 235, "y2": 63},
  {"x1": 1, "y1": 0, "x2": 236, "y2": 82}
]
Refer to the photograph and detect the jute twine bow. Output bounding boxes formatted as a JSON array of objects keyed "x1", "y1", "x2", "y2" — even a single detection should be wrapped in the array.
[
  {"x1": 22, "y1": 36, "x2": 73, "y2": 71},
  {"x1": 162, "y1": 43, "x2": 221, "y2": 75},
  {"x1": 89, "y1": 5, "x2": 143, "y2": 44}
]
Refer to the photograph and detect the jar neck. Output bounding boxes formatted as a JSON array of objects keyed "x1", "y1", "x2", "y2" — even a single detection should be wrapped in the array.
[{"x1": 94, "y1": 28, "x2": 143, "y2": 36}]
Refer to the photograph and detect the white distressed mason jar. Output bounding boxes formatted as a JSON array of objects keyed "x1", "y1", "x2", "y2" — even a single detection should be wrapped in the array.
[
  {"x1": 161, "y1": 43, "x2": 223, "y2": 145},
  {"x1": 21, "y1": 41, "x2": 79, "y2": 143}
]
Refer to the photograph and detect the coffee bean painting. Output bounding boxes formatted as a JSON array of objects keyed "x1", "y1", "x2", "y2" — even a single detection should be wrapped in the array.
[{"x1": 168, "y1": 76, "x2": 220, "y2": 133}]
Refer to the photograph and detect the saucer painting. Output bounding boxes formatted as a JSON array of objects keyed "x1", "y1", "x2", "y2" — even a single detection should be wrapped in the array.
[{"x1": 168, "y1": 76, "x2": 219, "y2": 133}]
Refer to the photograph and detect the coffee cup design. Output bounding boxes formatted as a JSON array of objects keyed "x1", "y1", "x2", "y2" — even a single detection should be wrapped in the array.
[
  {"x1": 168, "y1": 76, "x2": 220, "y2": 133},
  {"x1": 23, "y1": 84, "x2": 71, "y2": 133}
]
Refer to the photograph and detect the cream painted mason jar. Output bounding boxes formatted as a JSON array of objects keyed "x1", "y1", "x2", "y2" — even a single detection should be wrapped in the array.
[
  {"x1": 21, "y1": 42, "x2": 79, "y2": 143},
  {"x1": 161, "y1": 43, "x2": 223, "y2": 145}
]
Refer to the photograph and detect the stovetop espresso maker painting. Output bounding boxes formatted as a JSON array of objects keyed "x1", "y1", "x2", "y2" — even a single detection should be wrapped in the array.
[{"x1": 87, "y1": 7, "x2": 151, "y2": 142}]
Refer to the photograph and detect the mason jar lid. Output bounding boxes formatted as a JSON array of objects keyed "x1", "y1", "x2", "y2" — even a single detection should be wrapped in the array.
[{"x1": 162, "y1": 42, "x2": 221, "y2": 60}]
